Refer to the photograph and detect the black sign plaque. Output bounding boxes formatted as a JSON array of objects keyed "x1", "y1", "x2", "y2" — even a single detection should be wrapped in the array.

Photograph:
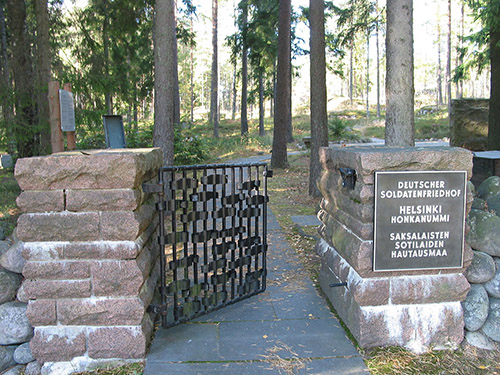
[{"x1": 373, "y1": 171, "x2": 467, "y2": 272}]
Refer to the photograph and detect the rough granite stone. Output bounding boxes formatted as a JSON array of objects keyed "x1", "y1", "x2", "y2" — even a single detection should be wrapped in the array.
[
  {"x1": 24, "y1": 361, "x2": 42, "y2": 375},
  {"x1": 100, "y1": 204, "x2": 155, "y2": 241},
  {"x1": 465, "y1": 251, "x2": 496, "y2": 284},
  {"x1": 465, "y1": 330, "x2": 497, "y2": 350},
  {"x1": 471, "y1": 198, "x2": 487, "y2": 211},
  {"x1": 0, "y1": 268, "x2": 22, "y2": 304},
  {"x1": 482, "y1": 298, "x2": 500, "y2": 342},
  {"x1": 16, "y1": 283, "x2": 28, "y2": 303},
  {"x1": 66, "y1": 189, "x2": 142, "y2": 212},
  {"x1": 56, "y1": 298, "x2": 145, "y2": 326},
  {"x1": 0, "y1": 302, "x2": 33, "y2": 345},
  {"x1": 477, "y1": 176, "x2": 500, "y2": 201},
  {"x1": 487, "y1": 194, "x2": 500, "y2": 217},
  {"x1": 23, "y1": 261, "x2": 90, "y2": 280},
  {"x1": 463, "y1": 284, "x2": 489, "y2": 332},
  {"x1": 16, "y1": 190, "x2": 64, "y2": 213},
  {"x1": 450, "y1": 98, "x2": 489, "y2": 151},
  {"x1": 0, "y1": 240, "x2": 11, "y2": 257},
  {"x1": 348, "y1": 276, "x2": 390, "y2": 306},
  {"x1": 26, "y1": 300, "x2": 56, "y2": 326},
  {"x1": 88, "y1": 320, "x2": 152, "y2": 359},
  {"x1": 23, "y1": 279, "x2": 91, "y2": 299},
  {"x1": 62, "y1": 241, "x2": 142, "y2": 260},
  {"x1": 91, "y1": 258, "x2": 148, "y2": 297},
  {"x1": 391, "y1": 274, "x2": 470, "y2": 305},
  {"x1": 17, "y1": 212, "x2": 100, "y2": 242},
  {"x1": 15, "y1": 148, "x2": 162, "y2": 191},
  {"x1": 0, "y1": 345, "x2": 17, "y2": 373},
  {"x1": 1, "y1": 364, "x2": 24, "y2": 375},
  {"x1": 466, "y1": 209, "x2": 500, "y2": 256},
  {"x1": 0, "y1": 241, "x2": 25, "y2": 274},
  {"x1": 321, "y1": 213, "x2": 373, "y2": 276},
  {"x1": 30, "y1": 327, "x2": 86, "y2": 363},
  {"x1": 319, "y1": 146, "x2": 473, "y2": 185},
  {"x1": 14, "y1": 342, "x2": 34, "y2": 364},
  {"x1": 484, "y1": 260, "x2": 500, "y2": 298}
]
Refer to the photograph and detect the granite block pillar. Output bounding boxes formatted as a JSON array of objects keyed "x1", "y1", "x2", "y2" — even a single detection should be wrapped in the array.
[
  {"x1": 14, "y1": 149, "x2": 162, "y2": 373},
  {"x1": 316, "y1": 146, "x2": 474, "y2": 352}
]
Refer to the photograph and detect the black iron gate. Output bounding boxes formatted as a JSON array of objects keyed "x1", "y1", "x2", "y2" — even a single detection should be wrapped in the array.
[{"x1": 145, "y1": 162, "x2": 271, "y2": 328}]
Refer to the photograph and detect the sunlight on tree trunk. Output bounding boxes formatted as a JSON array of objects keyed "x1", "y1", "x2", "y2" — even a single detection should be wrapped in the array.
[
  {"x1": 271, "y1": 0, "x2": 290, "y2": 169},
  {"x1": 210, "y1": 0, "x2": 219, "y2": 138},
  {"x1": 385, "y1": 0, "x2": 415, "y2": 146},
  {"x1": 153, "y1": 0, "x2": 175, "y2": 166},
  {"x1": 35, "y1": 0, "x2": 51, "y2": 155},
  {"x1": 309, "y1": 0, "x2": 328, "y2": 197},
  {"x1": 240, "y1": 0, "x2": 249, "y2": 136},
  {"x1": 488, "y1": 30, "x2": 500, "y2": 150}
]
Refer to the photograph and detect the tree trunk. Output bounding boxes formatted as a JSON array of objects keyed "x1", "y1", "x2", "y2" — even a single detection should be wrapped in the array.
[
  {"x1": 210, "y1": 0, "x2": 219, "y2": 138},
  {"x1": 349, "y1": 47, "x2": 353, "y2": 106},
  {"x1": 258, "y1": 70, "x2": 264, "y2": 136},
  {"x1": 437, "y1": 7, "x2": 443, "y2": 107},
  {"x1": 240, "y1": 0, "x2": 249, "y2": 135},
  {"x1": 446, "y1": 0, "x2": 452, "y2": 116},
  {"x1": 190, "y1": 16, "x2": 195, "y2": 123},
  {"x1": 271, "y1": 0, "x2": 290, "y2": 169},
  {"x1": 0, "y1": 0, "x2": 14, "y2": 154},
  {"x1": 231, "y1": 60, "x2": 237, "y2": 121},
  {"x1": 172, "y1": 4, "x2": 180, "y2": 126},
  {"x1": 153, "y1": 0, "x2": 175, "y2": 166},
  {"x1": 376, "y1": 0, "x2": 381, "y2": 118},
  {"x1": 488, "y1": 30, "x2": 500, "y2": 150},
  {"x1": 309, "y1": 0, "x2": 328, "y2": 197},
  {"x1": 457, "y1": 1, "x2": 464, "y2": 98},
  {"x1": 385, "y1": 0, "x2": 414, "y2": 146},
  {"x1": 34, "y1": 0, "x2": 51, "y2": 154},
  {"x1": 7, "y1": 0, "x2": 38, "y2": 157},
  {"x1": 366, "y1": 28, "x2": 370, "y2": 118},
  {"x1": 103, "y1": 0, "x2": 112, "y2": 115}
]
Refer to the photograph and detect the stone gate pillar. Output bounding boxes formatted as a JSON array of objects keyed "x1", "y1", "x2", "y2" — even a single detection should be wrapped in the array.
[
  {"x1": 316, "y1": 146, "x2": 474, "y2": 352},
  {"x1": 14, "y1": 148, "x2": 162, "y2": 374}
]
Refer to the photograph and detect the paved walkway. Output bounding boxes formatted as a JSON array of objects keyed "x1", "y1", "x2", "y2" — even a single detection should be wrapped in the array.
[{"x1": 144, "y1": 208, "x2": 369, "y2": 375}]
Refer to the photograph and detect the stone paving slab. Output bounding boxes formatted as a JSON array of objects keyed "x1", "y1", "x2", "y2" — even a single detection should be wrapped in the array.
[{"x1": 291, "y1": 215, "x2": 321, "y2": 227}]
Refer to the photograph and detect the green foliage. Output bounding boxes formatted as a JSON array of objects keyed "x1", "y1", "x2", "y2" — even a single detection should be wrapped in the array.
[
  {"x1": 328, "y1": 116, "x2": 347, "y2": 138},
  {"x1": 0, "y1": 169, "x2": 20, "y2": 237},
  {"x1": 454, "y1": 0, "x2": 500, "y2": 82},
  {"x1": 174, "y1": 125, "x2": 208, "y2": 165}
]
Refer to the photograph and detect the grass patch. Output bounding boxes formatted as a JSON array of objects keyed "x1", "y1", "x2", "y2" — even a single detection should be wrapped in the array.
[
  {"x1": 0, "y1": 168, "x2": 20, "y2": 237},
  {"x1": 365, "y1": 345, "x2": 500, "y2": 375},
  {"x1": 73, "y1": 363, "x2": 144, "y2": 375}
]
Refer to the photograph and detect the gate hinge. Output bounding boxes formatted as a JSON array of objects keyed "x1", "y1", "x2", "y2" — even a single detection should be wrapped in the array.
[
  {"x1": 142, "y1": 183, "x2": 163, "y2": 193},
  {"x1": 148, "y1": 304, "x2": 168, "y2": 315},
  {"x1": 264, "y1": 170, "x2": 273, "y2": 178}
]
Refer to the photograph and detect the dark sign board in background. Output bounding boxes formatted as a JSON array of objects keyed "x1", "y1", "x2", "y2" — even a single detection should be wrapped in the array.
[
  {"x1": 59, "y1": 89, "x2": 75, "y2": 132},
  {"x1": 373, "y1": 171, "x2": 467, "y2": 272}
]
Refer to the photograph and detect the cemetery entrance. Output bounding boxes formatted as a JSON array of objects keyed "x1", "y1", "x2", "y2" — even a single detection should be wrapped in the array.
[{"x1": 145, "y1": 162, "x2": 271, "y2": 328}]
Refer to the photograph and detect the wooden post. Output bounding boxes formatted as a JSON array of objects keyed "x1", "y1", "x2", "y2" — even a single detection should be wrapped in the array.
[
  {"x1": 63, "y1": 83, "x2": 76, "y2": 150},
  {"x1": 48, "y1": 81, "x2": 64, "y2": 153}
]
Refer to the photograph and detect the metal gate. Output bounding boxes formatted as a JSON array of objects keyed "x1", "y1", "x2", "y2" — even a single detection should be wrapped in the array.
[{"x1": 145, "y1": 162, "x2": 271, "y2": 328}]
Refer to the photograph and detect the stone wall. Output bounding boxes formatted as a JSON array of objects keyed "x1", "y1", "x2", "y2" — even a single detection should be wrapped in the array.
[
  {"x1": 316, "y1": 146, "x2": 474, "y2": 353},
  {"x1": 450, "y1": 98, "x2": 489, "y2": 151},
  {"x1": 13, "y1": 149, "x2": 162, "y2": 374},
  {"x1": 462, "y1": 176, "x2": 500, "y2": 350},
  {"x1": 0, "y1": 231, "x2": 37, "y2": 375}
]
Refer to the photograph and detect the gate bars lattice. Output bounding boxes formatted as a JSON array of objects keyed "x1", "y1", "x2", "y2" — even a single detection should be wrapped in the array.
[{"x1": 145, "y1": 162, "x2": 272, "y2": 328}]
